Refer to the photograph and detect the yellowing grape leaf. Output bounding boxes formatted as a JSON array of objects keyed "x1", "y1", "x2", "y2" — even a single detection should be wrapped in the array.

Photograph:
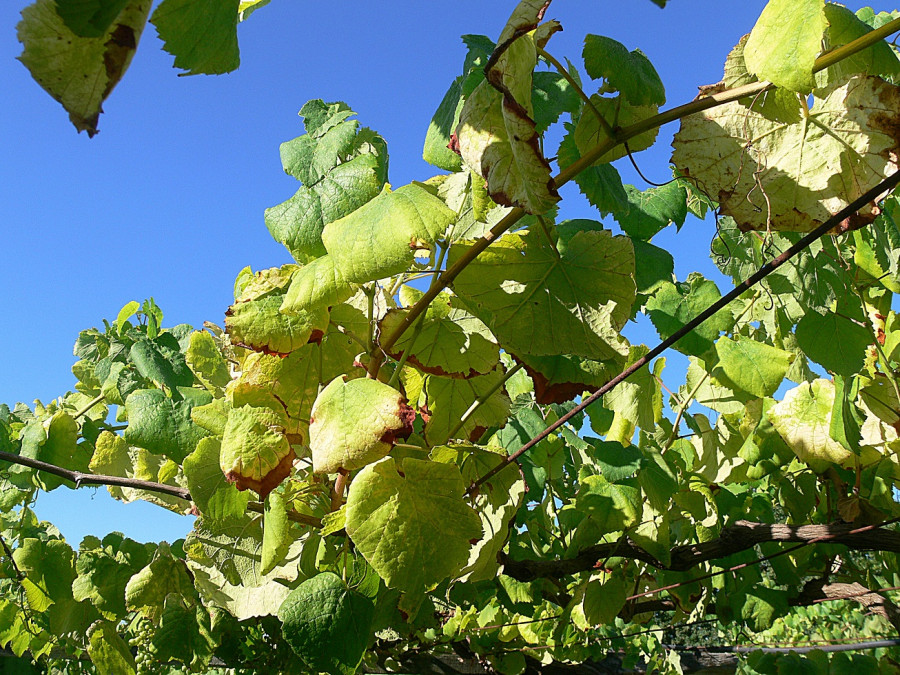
[
  {"x1": 345, "y1": 456, "x2": 482, "y2": 595},
  {"x1": 455, "y1": 3, "x2": 560, "y2": 214},
  {"x1": 451, "y1": 229, "x2": 634, "y2": 361},
  {"x1": 768, "y1": 379, "x2": 853, "y2": 470},
  {"x1": 225, "y1": 265, "x2": 330, "y2": 356},
  {"x1": 220, "y1": 405, "x2": 295, "y2": 499},
  {"x1": 230, "y1": 329, "x2": 357, "y2": 446},
  {"x1": 310, "y1": 377, "x2": 414, "y2": 474},
  {"x1": 379, "y1": 290, "x2": 499, "y2": 378},
  {"x1": 514, "y1": 352, "x2": 625, "y2": 404},
  {"x1": 423, "y1": 368, "x2": 512, "y2": 445},
  {"x1": 321, "y1": 184, "x2": 456, "y2": 284},
  {"x1": 280, "y1": 255, "x2": 355, "y2": 315},
  {"x1": 17, "y1": 0, "x2": 152, "y2": 136},
  {"x1": 672, "y1": 75, "x2": 900, "y2": 232}
]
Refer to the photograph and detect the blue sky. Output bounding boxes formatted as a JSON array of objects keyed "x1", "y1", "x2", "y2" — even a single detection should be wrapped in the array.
[{"x1": 0, "y1": 0, "x2": 869, "y2": 544}]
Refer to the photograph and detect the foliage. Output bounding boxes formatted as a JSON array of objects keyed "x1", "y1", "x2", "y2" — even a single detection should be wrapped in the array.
[{"x1": 6, "y1": 0, "x2": 900, "y2": 673}]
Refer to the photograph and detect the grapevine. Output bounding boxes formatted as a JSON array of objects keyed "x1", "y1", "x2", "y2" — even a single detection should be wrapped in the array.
[{"x1": 4, "y1": 1, "x2": 900, "y2": 673}]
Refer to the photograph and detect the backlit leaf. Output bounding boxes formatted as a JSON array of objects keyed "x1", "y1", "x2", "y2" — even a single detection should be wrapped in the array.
[
  {"x1": 451, "y1": 229, "x2": 634, "y2": 361},
  {"x1": 672, "y1": 75, "x2": 900, "y2": 232},
  {"x1": 345, "y1": 457, "x2": 482, "y2": 595},
  {"x1": 744, "y1": 0, "x2": 825, "y2": 92},
  {"x1": 150, "y1": 0, "x2": 240, "y2": 75},
  {"x1": 17, "y1": 0, "x2": 151, "y2": 136},
  {"x1": 769, "y1": 379, "x2": 852, "y2": 470},
  {"x1": 310, "y1": 377, "x2": 414, "y2": 474}
]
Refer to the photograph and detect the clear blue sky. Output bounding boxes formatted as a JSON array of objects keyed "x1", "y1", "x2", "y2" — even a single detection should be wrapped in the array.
[{"x1": 1, "y1": 0, "x2": 864, "y2": 544}]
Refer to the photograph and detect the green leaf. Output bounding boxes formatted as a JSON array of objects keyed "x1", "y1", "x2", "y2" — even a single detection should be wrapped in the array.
[
  {"x1": 310, "y1": 377, "x2": 413, "y2": 474},
  {"x1": 13, "y1": 538, "x2": 77, "y2": 606},
  {"x1": 423, "y1": 369, "x2": 511, "y2": 445},
  {"x1": 124, "y1": 544, "x2": 196, "y2": 622},
  {"x1": 614, "y1": 182, "x2": 687, "y2": 241},
  {"x1": 581, "y1": 576, "x2": 628, "y2": 626},
  {"x1": 744, "y1": 0, "x2": 826, "y2": 92},
  {"x1": 220, "y1": 405, "x2": 294, "y2": 499},
  {"x1": 646, "y1": 274, "x2": 734, "y2": 358},
  {"x1": 183, "y1": 437, "x2": 250, "y2": 525},
  {"x1": 184, "y1": 331, "x2": 231, "y2": 395},
  {"x1": 281, "y1": 255, "x2": 355, "y2": 314},
  {"x1": 632, "y1": 239, "x2": 675, "y2": 295},
  {"x1": 266, "y1": 101, "x2": 388, "y2": 262},
  {"x1": 795, "y1": 310, "x2": 873, "y2": 376},
  {"x1": 575, "y1": 475, "x2": 640, "y2": 533},
  {"x1": 17, "y1": 0, "x2": 151, "y2": 136},
  {"x1": 345, "y1": 456, "x2": 482, "y2": 595},
  {"x1": 451, "y1": 229, "x2": 634, "y2": 361},
  {"x1": 379, "y1": 292, "x2": 499, "y2": 378},
  {"x1": 672, "y1": 75, "x2": 900, "y2": 232},
  {"x1": 423, "y1": 36, "x2": 494, "y2": 172},
  {"x1": 558, "y1": 126, "x2": 630, "y2": 217},
  {"x1": 150, "y1": 0, "x2": 240, "y2": 75},
  {"x1": 768, "y1": 379, "x2": 852, "y2": 470},
  {"x1": 741, "y1": 586, "x2": 789, "y2": 631},
  {"x1": 55, "y1": 0, "x2": 131, "y2": 37},
  {"x1": 150, "y1": 594, "x2": 215, "y2": 669},
  {"x1": 86, "y1": 619, "x2": 135, "y2": 675},
  {"x1": 639, "y1": 449, "x2": 679, "y2": 512},
  {"x1": 278, "y1": 572, "x2": 375, "y2": 675},
  {"x1": 124, "y1": 389, "x2": 211, "y2": 463},
  {"x1": 830, "y1": 374, "x2": 863, "y2": 453},
  {"x1": 572, "y1": 95, "x2": 659, "y2": 164},
  {"x1": 261, "y1": 490, "x2": 291, "y2": 576},
  {"x1": 585, "y1": 440, "x2": 642, "y2": 482},
  {"x1": 684, "y1": 356, "x2": 750, "y2": 415},
  {"x1": 129, "y1": 334, "x2": 193, "y2": 391},
  {"x1": 34, "y1": 412, "x2": 85, "y2": 490},
  {"x1": 603, "y1": 347, "x2": 664, "y2": 430},
  {"x1": 321, "y1": 184, "x2": 455, "y2": 284},
  {"x1": 582, "y1": 35, "x2": 665, "y2": 106},
  {"x1": 714, "y1": 336, "x2": 793, "y2": 398},
  {"x1": 532, "y1": 70, "x2": 582, "y2": 134},
  {"x1": 815, "y1": 4, "x2": 900, "y2": 89}
]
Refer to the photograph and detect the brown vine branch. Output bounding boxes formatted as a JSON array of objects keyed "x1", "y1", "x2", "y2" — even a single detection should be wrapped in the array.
[
  {"x1": 0, "y1": 449, "x2": 191, "y2": 500},
  {"x1": 370, "y1": 16, "x2": 900, "y2": 382},
  {"x1": 500, "y1": 519, "x2": 900, "y2": 582},
  {"x1": 471, "y1": 169, "x2": 900, "y2": 492},
  {"x1": 0, "y1": 450, "x2": 324, "y2": 528}
]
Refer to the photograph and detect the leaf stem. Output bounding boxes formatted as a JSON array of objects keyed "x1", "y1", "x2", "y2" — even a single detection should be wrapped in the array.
[
  {"x1": 535, "y1": 215, "x2": 559, "y2": 257},
  {"x1": 74, "y1": 394, "x2": 105, "y2": 420},
  {"x1": 663, "y1": 369, "x2": 709, "y2": 454},
  {"x1": 447, "y1": 362, "x2": 523, "y2": 440},
  {"x1": 536, "y1": 46, "x2": 614, "y2": 139}
]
